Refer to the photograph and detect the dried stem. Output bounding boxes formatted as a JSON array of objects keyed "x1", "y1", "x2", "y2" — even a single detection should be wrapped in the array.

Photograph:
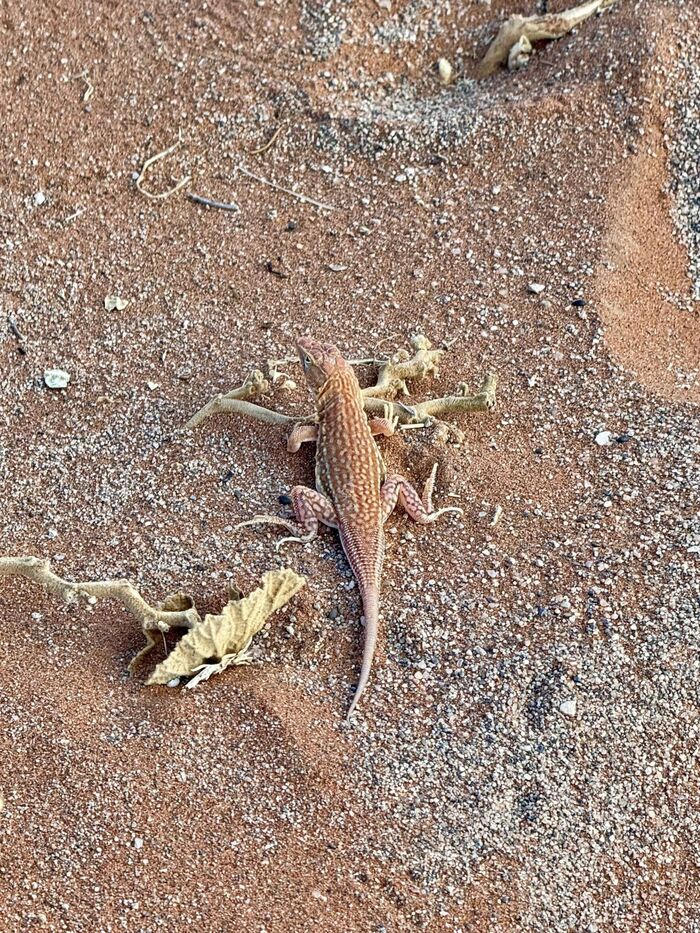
[
  {"x1": 237, "y1": 165, "x2": 338, "y2": 212},
  {"x1": 136, "y1": 132, "x2": 191, "y2": 200},
  {"x1": 187, "y1": 193, "x2": 240, "y2": 212},
  {"x1": 361, "y1": 335, "x2": 445, "y2": 400},
  {"x1": 478, "y1": 0, "x2": 618, "y2": 77},
  {"x1": 184, "y1": 369, "x2": 287, "y2": 429},
  {"x1": 184, "y1": 336, "x2": 497, "y2": 435},
  {"x1": 248, "y1": 123, "x2": 287, "y2": 155},
  {"x1": 0, "y1": 557, "x2": 201, "y2": 633}
]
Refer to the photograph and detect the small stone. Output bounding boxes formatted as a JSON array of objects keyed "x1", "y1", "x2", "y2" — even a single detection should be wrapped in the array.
[
  {"x1": 528, "y1": 283, "x2": 545, "y2": 294},
  {"x1": 437, "y1": 58, "x2": 453, "y2": 86},
  {"x1": 33, "y1": 191, "x2": 46, "y2": 206},
  {"x1": 133, "y1": 837, "x2": 144, "y2": 849},
  {"x1": 572, "y1": 298, "x2": 586, "y2": 307},
  {"x1": 166, "y1": 678, "x2": 180, "y2": 688},
  {"x1": 43, "y1": 368, "x2": 70, "y2": 389},
  {"x1": 595, "y1": 431, "x2": 613, "y2": 446},
  {"x1": 104, "y1": 295, "x2": 129, "y2": 311},
  {"x1": 559, "y1": 699, "x2": 577, "y2": 717}
]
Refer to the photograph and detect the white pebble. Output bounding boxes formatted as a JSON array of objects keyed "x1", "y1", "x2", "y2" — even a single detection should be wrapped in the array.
[
  {"x1": 595, "y1": 430, "x2": 613, "y2": 446},
  {"x1": 560, "y1": 699, "x2": 577, "y2": 717},
  {"x1": 528, "y1": 282, "x2": 545, "y2": 294},
  {"x1": 43, "y1": 368, "x2": 70, "y2": 389},
  {"x1": 33, "y1": 191, "x2": 46, "y2": 206},
  {"x1": 437, "y1": 58, "x2": 453, "y2": 86}
]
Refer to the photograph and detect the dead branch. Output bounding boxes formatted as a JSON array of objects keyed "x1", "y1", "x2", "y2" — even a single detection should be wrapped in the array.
[
  {"x1": 184, "y1": 337, "x2": 497, "y2": 436},
  {"x1": 187, "y1": 193, "x2": 240, "y2": 212},
  {"x1": 361, "y1": 335, "x2": 445, "y2": 400},
  {"x1": 183, "y1": 369, "x2": 295, "y2": 430},
  {"x1": 248, "y1": 123, "x2": 287, "y2": 156},
  {"x1": 0, "y1": 556, "x2": 201, "y2": 634},
  {"x1": 478, "y1": 0, "x2": 618, "y2": 77}
]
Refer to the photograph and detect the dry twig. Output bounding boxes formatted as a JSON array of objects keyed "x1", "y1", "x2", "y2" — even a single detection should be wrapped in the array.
[
  {"x1": 187, "y1": 193, "x2": 240, "y2": 212},
  {"x1": 184, "y1": 369, "x2": 297, "y2": 430},
  {"x1": 0, "y1": 556, "x2": 201, "y2": 670},
  {"x1": 136, "y1": 133, "x2": 191, "y2": 200},
  {"x1": 185, "y1": 335, "x2": 497, "y2": 435},
  {"x1": 478, "y1": 0, "x2": 618, "y2": 77},
  {"x1": 249, "y1": 123, "x2": 287, "y2": 156},
  {"x1": 238, "y1": 165, "x2": 338, "y2": 212}
]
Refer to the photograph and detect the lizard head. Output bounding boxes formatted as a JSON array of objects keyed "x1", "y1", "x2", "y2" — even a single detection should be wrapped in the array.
[{"x1": 296, "y1": 336, "x2": 345, "y2": 391}]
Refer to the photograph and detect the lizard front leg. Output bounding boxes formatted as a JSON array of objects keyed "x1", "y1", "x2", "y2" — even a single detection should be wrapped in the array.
[
  {"x1": 235, "y1": 486, "x2": 338, "y2": 550},
  {"x1": 381, "y1": 463, "x2": 462, "y2": 524},
  {"x1": 287, "y1": 423, "x2": 318, "y2": 453}
]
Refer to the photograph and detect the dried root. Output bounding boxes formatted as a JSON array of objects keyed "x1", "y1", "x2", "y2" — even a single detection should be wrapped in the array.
[
  {"x1": 0, "y1": 556, "x2": 201, "y2": 670},
  {"x1": 184, "y1": 369, "x2": 289, "y2": 429},
  {"x1": 186, "y1": 335, "x2": 496, "y2": 438},
  {"x1": 478, "y1": 0, "x2": 618, "y2": 77}
]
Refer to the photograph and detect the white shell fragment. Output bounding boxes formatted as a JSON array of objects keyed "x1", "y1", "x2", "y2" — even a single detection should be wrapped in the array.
[
  {"x1": 508, "y1": 34, "x2": 533, "y2": 71},
  {"x1": 43, "y1": 369, "x2": 71, "y2": 389},
  {"x1": 595, "y1": 430, "x2": 613, "y2": 446},
  {"x1": 437, "y1": 58, "x2": 453, "y2": 86},
  {"x1": 104, "y1": 295, "x2": 129, "y2": 311}
]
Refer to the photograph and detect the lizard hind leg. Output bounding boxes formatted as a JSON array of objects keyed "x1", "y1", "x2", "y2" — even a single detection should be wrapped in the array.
[
  {"x1": 234, "y1": 485, "x2": 338, "y2": 551},
  {"x1": 381, "y1": 463, "x2": 463, "y2": 524}
]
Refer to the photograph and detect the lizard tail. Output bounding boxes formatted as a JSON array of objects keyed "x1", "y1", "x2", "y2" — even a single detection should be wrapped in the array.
[{"x1": 347, "y1": 587, "x2": 379, "y2": 720}]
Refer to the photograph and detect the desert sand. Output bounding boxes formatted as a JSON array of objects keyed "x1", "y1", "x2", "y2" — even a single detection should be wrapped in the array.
[{"x1": 1, "y1": 1, "x2": 699, "y2": 930}]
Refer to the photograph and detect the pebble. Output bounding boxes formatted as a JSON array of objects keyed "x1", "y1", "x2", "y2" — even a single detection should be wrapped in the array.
[
  {"x1": 559, "y1": 699, "x2": 578, "y2": 717},
  {"x1": 33, "y1": 191, "x2": 46, "y2": 206},
  {"x1": 43, "y1": 369, "x2": 70, "y2": 389},
  {"x1": 104, "y1": 295, "x2": 129, "y2": 311},
  {"x1": 437, "y1": 58, "x2": 453, "y2": 86},
  {"x1": 528, "y1": 282, "x2": 545, "y2": 294},
  {"x1": 595, "y1": 430, "x2": 613, "y2": 446}
]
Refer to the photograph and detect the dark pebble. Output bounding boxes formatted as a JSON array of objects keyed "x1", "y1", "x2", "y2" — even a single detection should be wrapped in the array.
[
  {"x1": 616, "y1": 434, "x2": 632, "y2": 444},
  {"x1": 572, "y1": 298, "x2": 586, "y2": 307},
  {"x1": 279, "y1": 493, "x2": 293, "y2": 505}
]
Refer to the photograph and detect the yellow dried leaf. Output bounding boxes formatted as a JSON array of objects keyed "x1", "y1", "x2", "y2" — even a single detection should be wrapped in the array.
[{"x1": 146, "y1": 569, "x2": 305, "y2": 686}]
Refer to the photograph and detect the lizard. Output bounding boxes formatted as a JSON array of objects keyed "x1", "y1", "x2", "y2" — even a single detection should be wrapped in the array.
[{"x1": 236, "y1": 337, "x2": 463, "y2": 718}]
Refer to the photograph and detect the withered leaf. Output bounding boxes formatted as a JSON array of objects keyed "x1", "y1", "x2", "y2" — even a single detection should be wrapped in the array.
[{"x1": 146, "y1": 569, "x2": 305, "y2": 687}]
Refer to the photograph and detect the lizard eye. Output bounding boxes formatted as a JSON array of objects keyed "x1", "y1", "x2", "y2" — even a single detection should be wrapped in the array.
[{"x1": 302, "y1": 354, "x2": 312, "y2": 369}]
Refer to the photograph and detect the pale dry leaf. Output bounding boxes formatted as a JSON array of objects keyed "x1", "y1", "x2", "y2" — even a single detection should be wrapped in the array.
[
  {"x1": 158, "y1": 591, "x2": 196, "y2": 613},
  {"x1": 146, "y1": 569, "x2": 305, "y2": 686}
]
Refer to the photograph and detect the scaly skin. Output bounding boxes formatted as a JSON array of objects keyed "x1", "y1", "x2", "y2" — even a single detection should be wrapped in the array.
[{"x1": 237, "y1": 337, "x2": 462, "y2": 718}]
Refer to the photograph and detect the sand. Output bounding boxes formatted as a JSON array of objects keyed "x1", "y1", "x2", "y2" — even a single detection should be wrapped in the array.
[{"x1": 1, "y1": 1, "x2": 699, "y2": 930}]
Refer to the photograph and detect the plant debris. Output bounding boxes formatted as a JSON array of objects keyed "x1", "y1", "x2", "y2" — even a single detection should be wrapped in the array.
[
  {"x1": 147, "y1": 569, "x2": 306, "y2": 687},
  {"x1": 185, "y1": 335, "x2": 497, "y2": 436},
  {"x1": 478, "y1": 0, "x2": 618, "y2": 77}
]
